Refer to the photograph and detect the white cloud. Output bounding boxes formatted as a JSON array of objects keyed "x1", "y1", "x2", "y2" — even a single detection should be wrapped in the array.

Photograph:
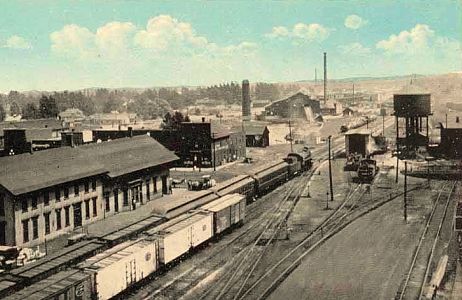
[
  {"x1": 344, "y1": 15, "x2": 367, "y2": 30},
  {"x1": 266, "y1": 23, "x2": 330, "y2": 41},
  {"x1": 50, "y1": 15, "x2": 256, "y2": 61},
  {"x1": 338, "y1": 42, "x2": 371, "y2": 55},
  {"x1": 3, "y1": 35, "x2": 32, "y2": 49},
  {"x1": 266, "y1": 26, "x2": 290, "y2": 38},
  {"x1": 50, "y1": 24, "x2": 95, "y2": 58},
  {"x1": 376, "y1": 24, "x2": 435, "y2": 54}
]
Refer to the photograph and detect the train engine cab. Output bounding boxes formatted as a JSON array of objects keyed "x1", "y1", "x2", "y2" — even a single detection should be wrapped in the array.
[{"x1": 357, "y1": 159, "x2": 378, "y2": 182}]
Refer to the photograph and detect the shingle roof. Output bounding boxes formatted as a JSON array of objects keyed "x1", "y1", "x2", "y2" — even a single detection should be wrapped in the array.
[
  {"x1": 0, "y1": 135, "x2": 178, "y2": 195},
  {"x1": 0, "y1": 147, "x2": 107, "y2": 196},
  {"x1": 244, "y1": 123, "x2": 268, "y2": 135}
]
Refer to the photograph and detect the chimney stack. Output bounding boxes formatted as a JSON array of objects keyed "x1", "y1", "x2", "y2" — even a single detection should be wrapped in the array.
[
  {"x1": 323, "y1": 52, "x2": 327, "y2": 104},
  {"x1": 456, "y1": 116, "x2": 460, "y2": 123},
  {"x1": 202, "y1": 117, "x2": 205, "y2": 123},
  {"x1": 242, "y1": 80, "x2": 251, "y2": 121}
]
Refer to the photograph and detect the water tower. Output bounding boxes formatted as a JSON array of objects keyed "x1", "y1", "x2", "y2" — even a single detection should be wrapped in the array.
[{"x1": 393, "y1": 86, "x2": 432, "y2": 157}]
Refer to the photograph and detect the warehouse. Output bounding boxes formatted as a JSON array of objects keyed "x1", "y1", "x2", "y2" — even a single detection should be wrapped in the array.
[
  {"x1": 0, "y1": 135, "x2": 178, "y2": 247},
  {"x1": 264, "y1": 92, "x2": 321, "y2": 121}
]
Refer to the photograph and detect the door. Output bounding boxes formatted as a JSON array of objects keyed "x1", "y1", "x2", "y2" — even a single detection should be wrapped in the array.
[
  {"x1": 73, "y1": 202, "x2": 82, "y2": 228},
  {"x1": 0, "y1": 221, "x2": 5, "y2": 245}
]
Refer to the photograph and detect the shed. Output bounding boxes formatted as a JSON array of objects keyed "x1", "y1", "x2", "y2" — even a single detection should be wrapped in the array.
[
  {"x1": 345, "y1": 129, "x2": 372, "y2": 157},
  {"x1": 244, "y1": 123, "x2": 269, "y2": 147}
]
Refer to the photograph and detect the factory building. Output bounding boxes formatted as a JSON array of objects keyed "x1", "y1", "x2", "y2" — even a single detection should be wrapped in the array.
[
  {"x1": 264, "y1": 92, "x2": 321, "y2": 122},
  {"x1": 439, "y1": 114, "x2": 462, "y2": 159},
  {"x1": 0, "y1": 135, "x2": 178, "y2": 247},
  {"x1": 0, "y1": 119, "x2": 66, "y2": 155}
]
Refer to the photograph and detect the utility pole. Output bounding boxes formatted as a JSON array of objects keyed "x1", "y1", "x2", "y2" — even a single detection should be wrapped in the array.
[
  {"x1": 288, "y1": 120, "x2": 293, "y2": 152},
  {"x1": 324, "y1": 52, "x2": 327, "y2": 104},
  {"x1": 395, "y1": 155, "x2": 399, "y2": 183},
  {"x1": 315, "y1": 68, "x2": 317, "y2": 84},
  {"x1": 404, "y1": 161, "x2": 408, "y2": 222},
  {"x1": 446, "y1": 113, "x2": 448, "y2": 128},
  {"x1": 328, "y1": 135, "x2": 334, "y2": 201},
  {"x1": 382, "y1": 115, "x2": 385, "y2": 135}
]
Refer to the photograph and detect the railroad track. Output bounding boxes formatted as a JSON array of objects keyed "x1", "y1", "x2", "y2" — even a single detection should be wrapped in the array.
[
  {"x1": 194, "y1": 169, "x2": 317, "y2": 300},
  {"x1": 235, "y1": 182, "x2": 427, "y2": 300},
  {"x1": 128, "y1": 166, "x2": 315, "y2": 300},
  {"x1": 395, "y1": 180, "x2": 457, "y2": 300}
]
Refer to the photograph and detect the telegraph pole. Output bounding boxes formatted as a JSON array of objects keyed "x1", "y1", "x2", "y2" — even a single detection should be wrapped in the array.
[
  {"x1": 395, "y1": 155, "x2": 399, "y2": 183},
  {"x1": 324, "y1": 52, "x2": 327, "y2": 104},
  {"x1": 404, "y1": 161, "x2": 408, "y2": 222},
  {"x1": 288, "y1": 120, "x2": 293, "y2": 152},
  {"x1": 328, "y1": 135, "x2": 334, "y2": 201}
]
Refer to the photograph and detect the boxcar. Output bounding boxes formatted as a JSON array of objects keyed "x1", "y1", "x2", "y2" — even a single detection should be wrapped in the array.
[
  {"x1": 7, "y1": 269, "x2": 92, "y2": 300},
  {"x1": 198, "y1": 194, "x2": 246, "y2": 234},
  {"x1": 145, "y1": 211, "x2": 213, "y2": 265},
  {"x1": 79, "y1": 238, "x2": 157, "y2": 300}
]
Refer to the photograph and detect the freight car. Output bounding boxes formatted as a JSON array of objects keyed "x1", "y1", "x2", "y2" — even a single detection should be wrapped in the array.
[{"x1": 357, "y1": 159, "x2": 378, "y2": 182}]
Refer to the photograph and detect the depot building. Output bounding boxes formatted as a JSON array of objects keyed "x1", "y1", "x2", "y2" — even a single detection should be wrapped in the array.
[{"x1": 0, "y1": 135, "x2": 178, "y2": 247}]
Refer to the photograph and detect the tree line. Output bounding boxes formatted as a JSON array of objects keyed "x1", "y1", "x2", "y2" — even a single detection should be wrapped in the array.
[{"x1": 0, "y1": 81, "x2": 298, "y2": 122}]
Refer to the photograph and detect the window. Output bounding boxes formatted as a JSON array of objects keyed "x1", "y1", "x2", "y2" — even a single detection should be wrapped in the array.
[
  {"x1": 92, "y1": 180, "x2": 97, "y2": 191},
  {"x1": 123, "y1": 190, "x2": 129, "y2": 207},
  {"x1": 153, "y1": 177, "x2": 158, "y2": 193},
  {"x1": 104, "y1": 193, "x2": 110, "y2": 212},
  {"x1": 74, "y1": 183, "x2": 79, "y2": 196},
  {"x1": 92, "y1": 197, "x2": 97, "y2": 217},
  {"x1": 43, "y1": 191, "x2": 49, "y2": 206},
  {"x1": 0, "y1": 194, "x2": 4, "y2": 216},
  {"x1": 31, "y1": 195, "x2": 37, "y2": 209},
  {"x1": 64, "y1": 186, "x2": 69, "y2": 199},
  {"x1": 85, "y1": 200, "x2": 90, "y2": 219},
  {"x1": 84, "y1": 181, "x2": 89, "y2": 193},
  {"x1": 146, "y1": 179, "x2": 150, "y2": 200},
  {"x1": 44, "y1": 213, "x2": 50, "y2": 235},
  {"x1": 22, "y1": 219, "x2": 29, "y2": 243},
  {"x1": 64, "y1": 206, "x2": 70, "y2": 227},
  {"x1": 21, "y1": 199, "x2": 28, "y2": 213},
  {"x1": 55, "y1": 188, "x2": 60, "y2": 202},
  {"x1": 56, "y1": 209, "x2": 62, "y2": 230},
  {"x1": 32, "y1": 217, "x2": 38, "y2": 240},
  {"x1": 114, "y1": 189, "x2": 119, "y2": 212}
]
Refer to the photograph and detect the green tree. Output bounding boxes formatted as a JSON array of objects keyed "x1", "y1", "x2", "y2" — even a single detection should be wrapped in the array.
[
  {"x1": 22, "y1": 102, "x2": 39, "y2": 119},
  {"x1": 39, "y1": 95, "x2": 59, "y2": 118},
  {"x1": 161, "y1": 111, "x2": 190, "y2": 131},
  {"x1": 10, "y1": 101, "x2": 21, "y2": 115},
  {"x1": 0, "y1": 103, "x2": 5, "y2": 121}
]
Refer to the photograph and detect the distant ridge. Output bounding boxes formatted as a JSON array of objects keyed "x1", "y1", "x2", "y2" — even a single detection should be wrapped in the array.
[{"x1": 295, "y1": 74, "x2": 425, "y2": 83}]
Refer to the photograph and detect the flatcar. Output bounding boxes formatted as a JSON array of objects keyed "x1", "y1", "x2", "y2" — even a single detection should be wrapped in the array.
[{"x1": 357, "y1": 158, "x2": 378, "y2": 182}]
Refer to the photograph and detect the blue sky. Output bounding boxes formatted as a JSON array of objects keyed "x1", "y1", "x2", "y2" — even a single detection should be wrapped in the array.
[{"x1": 0, "y1": 0, "x2": 461, "y2": 92}]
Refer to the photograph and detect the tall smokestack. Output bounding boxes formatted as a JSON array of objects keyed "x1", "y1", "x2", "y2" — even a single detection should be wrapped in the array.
[
  {"x1": 323, "y1": 52, "x2": 327, "y2": 104},
  {"x1": 242, "y1": 79, "x2": 251, "y2": 121},
  {"x1": 315, "y1": 68, "x2": 317, "y2": 84}
]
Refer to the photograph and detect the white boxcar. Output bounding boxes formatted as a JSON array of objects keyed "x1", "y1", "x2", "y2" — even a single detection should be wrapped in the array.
[
  {"x1": 81, "y1": 238, "x2": 157, "y2": 300},
  {"x1": 146, "y1": 211, "x2": 213, "y2": 265},
  {"x1": 199, "y1": 193, "x2": 246, "y2": 234}
]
